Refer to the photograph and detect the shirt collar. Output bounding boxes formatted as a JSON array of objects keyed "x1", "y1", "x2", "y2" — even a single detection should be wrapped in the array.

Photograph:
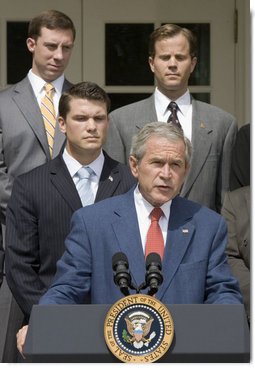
[
  {"x1": 154, "y1": 87, "x2": 191, "y2": 118},
  {"x1": 134, "y1": 184, "x2": 172, "y2": 220},
  {"x1": 62, "y1": 148, "x2": 105, "y2": 179},
  {"x1": 27, "y1": 69, "x2": 64, "y2": 98}
]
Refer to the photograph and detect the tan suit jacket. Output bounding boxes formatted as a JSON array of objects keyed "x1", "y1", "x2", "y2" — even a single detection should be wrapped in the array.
[{"x1": 221, "y1": 186, "x2": 250, "y2": 320}]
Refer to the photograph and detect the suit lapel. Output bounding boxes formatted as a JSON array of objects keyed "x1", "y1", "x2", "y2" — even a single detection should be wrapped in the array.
[
  {"x1": 110, "y1": 191, "x2": 146, "y2": 289},
  {"x1": 181, "y1": 99, "x2": 214, "y2": 196},
  {"x1": 13, "y1": 77, "x2": 72, "y2": 159},
  {"x1": 13, "y1": 78, "x2": 50, "y2": 158},
  {"x1": 95, "y1": 153, "x2": 120, "y2": 201},
  {"x1": 50, "y1": 155, "x2": 81, "y2": 212},
  {"x1": 135, "y1": 95, "x2": 157, "y2": 129},
  {"x1": 95, "y1": 151, "x2": 132, "y2": 201},
  {"x1": 157, "y1": 197, "x2": 195, "y2": 300}
]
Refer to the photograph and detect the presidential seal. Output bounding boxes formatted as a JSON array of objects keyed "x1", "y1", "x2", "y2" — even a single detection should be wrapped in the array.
[{"x1": 104, "y1": 294, "x2": 174, "y2": 363}]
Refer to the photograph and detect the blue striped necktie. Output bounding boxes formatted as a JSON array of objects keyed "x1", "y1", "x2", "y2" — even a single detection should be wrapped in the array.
[{"x1": 76, "y1": 166, "x2": 95, "y2": 206}]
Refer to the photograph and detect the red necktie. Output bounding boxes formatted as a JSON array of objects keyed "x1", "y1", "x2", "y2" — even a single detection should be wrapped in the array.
[{"x1": 145, "y1": 208, "x2": 164, "y2": 260}]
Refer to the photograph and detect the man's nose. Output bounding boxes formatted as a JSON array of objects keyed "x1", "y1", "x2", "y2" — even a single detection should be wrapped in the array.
[
  {"x1": 160, "y1": 165, "x2": 172, "y2": 177},
  {"x1": 53, "y1": 47, "x2": 64, "y2": 60},
  {"x1": 167, "y1": 57, "x2": 177, "y2": 68},
  {"x1": 86, "y1": 118, "x2": 97, "y2": 130}
]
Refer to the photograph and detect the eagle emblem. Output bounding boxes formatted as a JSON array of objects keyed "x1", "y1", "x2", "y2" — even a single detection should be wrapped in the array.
[{"x1": 123, "y1": 311, "x2": 156, "y2": 349}]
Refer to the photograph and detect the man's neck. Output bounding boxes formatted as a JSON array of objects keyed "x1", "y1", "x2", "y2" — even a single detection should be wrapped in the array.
[{"x1": 157, "y1": 86, "x2": 188, "y2": 101}]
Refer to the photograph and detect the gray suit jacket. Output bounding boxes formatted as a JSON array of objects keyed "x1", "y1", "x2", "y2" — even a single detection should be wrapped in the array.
[
  {"x1": 104, "y1": 95, "x2": 237, "y2": 212},
  {"x1": 0, "y1": 76, "x2": 72, "y2": 222},
  {"x1": 221, "y1": 186, "x2": 250, "y2": 319}
]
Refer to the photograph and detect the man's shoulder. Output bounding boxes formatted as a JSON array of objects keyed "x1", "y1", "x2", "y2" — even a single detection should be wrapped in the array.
[
  {"x1": 225, "y1": 186, "x2": 250, "y2": 206},
  {"x1": 14, "y1": 156, "x2": 61, "y2": 183},
  {"x1": 0, "y1": 77, "x2": 30, "y2": 99},
  {"x1": 0, "y1": 83, "x2": 17, "y2": 98},
  {"x1": 193, "y1": 99, "x2": 236, "y2": 121},
  {"x1": 104, "y1": 152, "x2": 132, "y2": 173},
  {"x1": 174, "y1": 195, "x2": 223, "y2": 222}
]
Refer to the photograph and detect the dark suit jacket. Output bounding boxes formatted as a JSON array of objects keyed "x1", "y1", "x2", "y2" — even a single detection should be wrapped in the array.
[
  {"x1": 221, "y1": 186, "x2": 250, "y2": 319},
  {"x1": 5, "y1": 151, "x2": 136, "y2": 320},
  {"x1": 0, "y1": 76, "x2": 72, "y2": 221},
  {"x1": 104, "y1": 95, "x2": 237, "y2": 212},
  {"x1": 39, "y1": 189, "x2": 242, "y2": 306}
]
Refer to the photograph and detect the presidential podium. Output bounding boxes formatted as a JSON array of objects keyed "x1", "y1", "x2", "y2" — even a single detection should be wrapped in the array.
[{"x1": 23, "y1": 304, "x2": 250, "y2": 363}]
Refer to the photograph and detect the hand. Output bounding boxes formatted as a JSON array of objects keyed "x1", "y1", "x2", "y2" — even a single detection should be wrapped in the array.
[{"x1": 16, "y1": 325, "x2": 28, "y2": 359}]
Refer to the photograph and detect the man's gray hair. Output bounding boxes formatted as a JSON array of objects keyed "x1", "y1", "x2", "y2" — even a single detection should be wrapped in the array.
[{"x1": 130, "y1": 122, "x2": 192, "y2": 166}]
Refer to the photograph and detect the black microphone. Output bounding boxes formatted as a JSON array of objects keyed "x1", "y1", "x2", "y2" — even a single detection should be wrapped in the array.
[
  {"x1": 145, "y1": 252, "x2": 163, "y2": 296},
  {"x1": 112, "y1": 252, "x2": 133, "y2": 296}
]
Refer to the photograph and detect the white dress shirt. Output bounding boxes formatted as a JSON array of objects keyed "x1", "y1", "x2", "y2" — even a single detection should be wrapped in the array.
[
  {"x1": 133, "y1": 185, "x2": 172, "y2": 254},
  {"x1": 62, "y1": 148, "x2": 105, "y2": 199},
  {"x1": 154, "y1": 87, "x2": 193, "y2": 141}
]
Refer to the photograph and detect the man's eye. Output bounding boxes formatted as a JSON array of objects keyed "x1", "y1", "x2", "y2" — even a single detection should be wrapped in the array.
[
  {"x1": 176, "y1": 55, "x2": 187, "y2": 61},
  {"x1": 160, "y1": 56, "x2": 169, "y2": 61},
  {"x1": 151, "y1": 161, "x2": 163, "y2": 166},
  {"x1": 46, "y1": 44, "x2": 56, "y2": 50},
  {"x1": 172, "y1": 162, "x2": 182, "y2": 168},
  {"x1": 95, "y1": 116, "x2": 106, "y2": 122},
  {"x1": 76, "y1": 116, "x2": 86, "y2": 122}
]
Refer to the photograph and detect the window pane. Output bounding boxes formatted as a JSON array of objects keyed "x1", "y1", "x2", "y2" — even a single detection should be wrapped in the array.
[
  {"x1": 105, "y1": 23, "x2": 154, "y2": 86},
  {"x1": 7, "y1": 21, "x2": 31, "y2": 84},
  {"x1": 191, "y1": 93, "x2": 210, "y2": 104},
  {"x1": 108, "y1": 93, "x2": 151, "y2": 112}
]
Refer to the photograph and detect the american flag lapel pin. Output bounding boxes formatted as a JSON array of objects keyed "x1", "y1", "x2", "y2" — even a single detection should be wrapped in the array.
[{"x1": 182, "y1": 228, "x2": 189, "y2": 234}]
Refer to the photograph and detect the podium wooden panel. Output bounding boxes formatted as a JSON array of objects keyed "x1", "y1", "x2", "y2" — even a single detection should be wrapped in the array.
[{"x1": 23, "y1": 304, "x2": 250, "y2": 363}]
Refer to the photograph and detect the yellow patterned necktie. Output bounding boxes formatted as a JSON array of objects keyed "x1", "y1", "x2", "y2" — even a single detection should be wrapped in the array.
[{"x1": 40, "y1": 83, "x2": 56, "y2": 157}]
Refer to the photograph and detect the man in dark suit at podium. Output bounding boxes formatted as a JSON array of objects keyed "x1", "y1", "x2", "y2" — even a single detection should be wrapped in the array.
[
  {"x1": 5, "y1": 81, "x2": 136, "y2": 326},
  {"x1": 16, "y1": 122, "x2": 242, "y2": 356}
]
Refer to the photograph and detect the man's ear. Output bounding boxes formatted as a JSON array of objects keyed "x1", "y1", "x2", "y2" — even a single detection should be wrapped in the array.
[
  {"x1": 129, "y1": 155, "x2": 139, "y2": 179},
  {"x1": 148, "y1": 56, "x2": 155, "y2": 73},
  {"x1": 190, "y1": 56, "x2": 197, "y2": 74},
  {"x1": 58, "y1": 116, "x2": 67, "y2": 134},
  {"x1": 26, "y1": 38, "x2": 36, "y2": 53}
]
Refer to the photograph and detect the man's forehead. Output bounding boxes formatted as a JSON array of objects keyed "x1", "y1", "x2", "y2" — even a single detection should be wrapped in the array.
[
  {"x1": 147, "y1": 135, "x2": 184, "y2": 147},
  {"x1": 68, "y1": 98, "x2": 107, "y2": 112},
  {"x1": 39, "y1": 27, "x2": 74, "y2": 42}
]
